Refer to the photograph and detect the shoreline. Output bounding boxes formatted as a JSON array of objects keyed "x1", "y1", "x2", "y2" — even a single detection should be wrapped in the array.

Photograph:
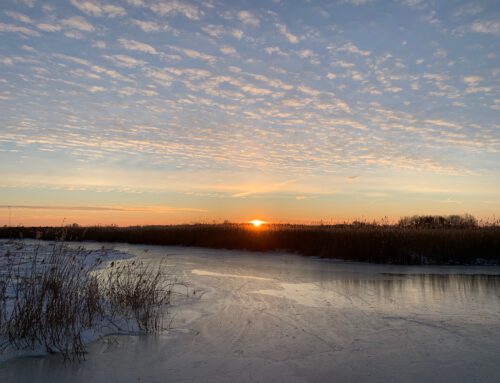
[{"x1": 1, "y1": 224, "x2": 499, "y2": 265}]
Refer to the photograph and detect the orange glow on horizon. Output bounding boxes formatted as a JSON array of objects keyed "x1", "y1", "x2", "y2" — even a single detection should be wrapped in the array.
[{"x1": 248, "y1": 219, "x2": 267, "y2": 227}]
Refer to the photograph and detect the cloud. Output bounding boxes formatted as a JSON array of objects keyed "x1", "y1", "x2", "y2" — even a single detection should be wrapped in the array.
[
  {"x1": 53, "y1": 53, "x2": 91, "y2": 66},
  {"x1": 167, "y1": 45, "x2": 216, "y2": 63},
  {"x1": 101, "y1": 4, "x2": 126, "y2": 17},
  {"x1": 126, "y1": 0, "x2": 144, "y2": 6},
  {"x1": 331, "y1": 118, "x2": 366, "y2": 130},
  {"x1": 119, "y1": 38, "x2": 158, "y2": 54},
  {"x1": 297, "y1": 48, "x2": 320, "y2": 64},
  {"x1": 462, "y1": 75, "x2": 483, "y2": 85},
  {"x1": 92, "y1": 40, "x2": 106, "y2": 48},
  {"x1": 20, "y1": 44, "x2": 35, "y2": 51},
  {"x1": 469, "y1": 20, "x2": 500, "y2": 36},
  {"x1": 64, "y1": 30, "x2": 85, "y2": 39},
  {"x1": 165, "y1": 67, "x2": 211, "y2": 79},
  {"x1": 341, "y1": 0, "x2": 373, "y2": 5},
  {"x1": 297, "y1": 85, "x2": 321, "y2": 96},
  {"x1": 232, "y1": 29, "x2": 244, "y2": 39},
  {"x1": 0, "y1": 22, "x2": 40, "y2": 36},
  {"x1": 104, "y1": 54, "x2": 147, "y2": 68},
  {"x1": 335, "y1": 100, "x2": 352, "y2": 114},
  {"x1": 37, "y1": 23, "x2": 61, "y2": 32},
  {"x1": 70, "y1": 0, "x2": 102, "y2": 16},
  {"x1": 219, "y1": 45, "x2": 238, "y2": 57},
  {"x1": 231, "y1": 179, "x2": 297, "y2": 197},
  {"x1": 144, "y1": 68, "x2": 173, "y2": 86},
  {"x1": 237, "y1": 10, "x2": 260, "y2": 27},
  {"x1": 61, "y1": 16, "x2": 95, "y2": 32},
  {"x1": 15, "y1": 0, "x2": 36, "y2": 6},
  {"x1": 0, "y1": 95, "x2": 12, "y2": 101},
  {"x1": 433, "y1": 48, "x2": 447, "y2": 58},
  {"x1": 0, "y1": 205, "x2": 131, "y2": 211},
  {"x1": 150, "y1": 1, "x2": 202, "y2": 20},
  {"x1": 0, "y1": 57, "x2": 13, "y2": 65},
  {"x1": 61, "y1": 57, "x2": 130, "y2": 81},
  {"x1": 276, "y1": 23, "x2": 299, "y2": 43},
  {"x1": 282, "y1": 98, "x2": 307, "y2": 107},
  {"x1": 131, "y1": 19, "x2": 161, "y2": 32},
  {"x1": 249, "y1": 74, "x2": 293, "y2": 91},
  {"x1": 0, "y1": 205, "x2": 207, "y2": 213},
  {"x1": 1, "y1": 0, "x2": 499, "y2": 212},
  {"x1": 201, "y1": 24, "x2": 224, "y2": 38},
  {"x1": 5, "y1": 11, "x2": 33, "y2": 24},
  {"x1": 87, "y1": 86, "x2": 106, "y2": 93},
  {"x1": 339, "y1": 42, "x2": 370, "y2": 56},
  {"x1": 332, "y1": 59, "x2": 355, "y2": 68},
  {"x1": 400, "y1": 0, "x2": 427, "y2": 9},
  {"x1": 239, "y1": 84, "x2": 273, "y2": 96},
  {"x1": 424, "y1": 119, "x2": 461, "y2": 130},
  {"x1": 298, "y1": 49, "x2": 314, "y2": 59},
  {"x1": 70, "y1": 0, "x2": 126, "y2": 18},
  {"x1": 265, "y1": 46, "x2": 288, "y2": 57},
  {"x1": 453, "y1": 4, "x2": 483, "y2": 18},
  {"x1": 464, "y1": 86, "x2": 492, "y2": 95},
  {"x1": 202, "y1": 24, "x2": 244, "y2": 40}
]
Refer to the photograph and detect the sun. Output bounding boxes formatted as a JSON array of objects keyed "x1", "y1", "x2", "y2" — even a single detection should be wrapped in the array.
[{"x1": 249, "y1": 219, "x2": 267, "y2": 227}]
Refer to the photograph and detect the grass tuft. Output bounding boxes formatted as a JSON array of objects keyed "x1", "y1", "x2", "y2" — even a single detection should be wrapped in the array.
[{"x1": 0, "y1": 241, "x2": 171, "y2": 360}]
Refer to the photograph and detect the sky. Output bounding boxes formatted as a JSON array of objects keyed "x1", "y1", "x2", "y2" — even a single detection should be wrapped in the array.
[{"x1": 0, "y1": 0, "x2": 499, "y2": 226}]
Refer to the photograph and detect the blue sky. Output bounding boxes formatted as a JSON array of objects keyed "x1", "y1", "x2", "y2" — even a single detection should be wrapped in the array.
[{"x1": 0, "y1": 0, "x2": 499, "y2": 225}]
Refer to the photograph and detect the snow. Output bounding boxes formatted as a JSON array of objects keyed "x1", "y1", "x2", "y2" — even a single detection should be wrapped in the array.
[
  {"x1": 1, "y1": 241, "x2": 500, "y2": 382},
  {"x1": 0, "y1": 240, "x2": 139, "y2": 363}
]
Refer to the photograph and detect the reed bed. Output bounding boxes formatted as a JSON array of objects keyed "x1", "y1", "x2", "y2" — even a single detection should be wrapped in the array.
[{"x1": 1, "y1": 215, "x2": 499, "y2": 265}]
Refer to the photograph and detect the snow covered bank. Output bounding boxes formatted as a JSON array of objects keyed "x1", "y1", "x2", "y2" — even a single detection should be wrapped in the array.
[{"x1": 0, "y1": 240, "x2": 172, "y2": 363}]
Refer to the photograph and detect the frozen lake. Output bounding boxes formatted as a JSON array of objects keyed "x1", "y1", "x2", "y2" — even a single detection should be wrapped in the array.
[{"x1": 1, "y1": 242, "x2": 500, "y2": 382}]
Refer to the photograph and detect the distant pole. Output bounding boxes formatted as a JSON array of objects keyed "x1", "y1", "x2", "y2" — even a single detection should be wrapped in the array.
[{"x1": 8, "y1": 206, "x2": 11, "y2": 227}]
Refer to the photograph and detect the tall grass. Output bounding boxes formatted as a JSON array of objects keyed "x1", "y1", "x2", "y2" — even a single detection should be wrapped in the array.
[
  {"x1": 104, "y1": 260, "x2": 170, "y2": 332},
  {"x1": 0, "y1": 241, "x2": 171, "y2": 360},
  {"x1": 1, "y1": 215, "x2": 499, "y2": 265}
]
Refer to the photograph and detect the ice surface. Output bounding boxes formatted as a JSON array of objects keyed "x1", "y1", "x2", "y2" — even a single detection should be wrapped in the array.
[{"x1": 1, "y1": 242, "x2": 500, "y2": 382}]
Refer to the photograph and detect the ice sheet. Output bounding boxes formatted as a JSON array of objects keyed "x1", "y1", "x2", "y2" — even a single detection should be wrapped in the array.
[{"x1": 1, "y1": 242, "x2": 499, "y2": 382}]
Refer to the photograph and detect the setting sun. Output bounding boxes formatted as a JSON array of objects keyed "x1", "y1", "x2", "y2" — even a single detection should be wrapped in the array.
[{"x1": 249, "y1": 219, "x2": 267, "y2": 227}]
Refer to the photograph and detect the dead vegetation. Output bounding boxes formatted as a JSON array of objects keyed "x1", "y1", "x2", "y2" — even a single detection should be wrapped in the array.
[
  {"x1": 0, "y1": 240, "x2": 171, "y2": 360},
  {"x1": 2, "y1": 215, "x2": 498, "y2": 265}
]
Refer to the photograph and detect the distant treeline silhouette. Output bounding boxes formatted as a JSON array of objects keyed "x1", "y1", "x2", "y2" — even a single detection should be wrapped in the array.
[
  {"x1": 398, "y1": 214, "x2": 478, "y2": 229},
  {"x1": 1, "y1": 215, "x2": 499, "y2": 265}
]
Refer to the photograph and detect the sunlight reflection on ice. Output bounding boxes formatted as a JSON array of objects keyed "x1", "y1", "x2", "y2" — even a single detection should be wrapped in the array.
[
  {"x1": 254, "y1": 274, "x2": 500, "y2": 313},
  {"x1": 191, "y1": 269, "x2": 274, "y2": 281}
]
